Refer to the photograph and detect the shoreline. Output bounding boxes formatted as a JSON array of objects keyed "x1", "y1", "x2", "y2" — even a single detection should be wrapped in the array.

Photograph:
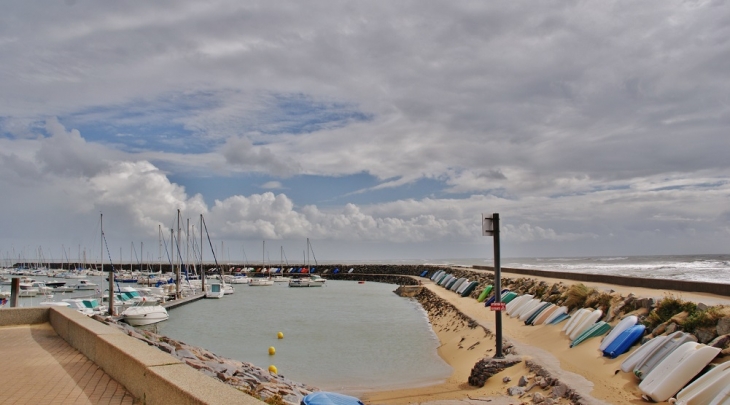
[{"x1": 362, "y1": 271, "x2": 730, "y2": 405}]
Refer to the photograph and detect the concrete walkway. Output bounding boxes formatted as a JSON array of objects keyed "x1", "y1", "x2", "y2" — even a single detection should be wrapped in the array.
[{"x1": 0, "y1": 323, "x2": 136, "y2": 405}]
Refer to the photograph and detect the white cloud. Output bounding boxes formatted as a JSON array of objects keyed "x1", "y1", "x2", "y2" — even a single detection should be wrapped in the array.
[
  {"x1": 1, "y1": 2, "x2": 729, "y2": 259},
  {"x1": 261, "y1": 181, "x2": 283, "y2": 190}
]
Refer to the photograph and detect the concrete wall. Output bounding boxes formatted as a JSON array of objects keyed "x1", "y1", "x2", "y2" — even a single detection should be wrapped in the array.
[
  {"x1": 1, "y1": 307, "x2": 262, "y2": 405},
  {"x1": 0, "y1": 307, "x2": 49, "y2": 325},
  {"x1": 473, "y1": 266, "x2": 730, "y2": 297}
]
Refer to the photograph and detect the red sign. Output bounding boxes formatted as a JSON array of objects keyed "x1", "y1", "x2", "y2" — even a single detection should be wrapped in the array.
[{"x1": 490, "y1": 302, "x2": 506, "y2": 311}]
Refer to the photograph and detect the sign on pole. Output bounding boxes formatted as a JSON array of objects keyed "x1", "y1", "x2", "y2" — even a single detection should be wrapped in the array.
[
  {"x1": 490, "y1": 302, "x2": 506, "y2": 311},
  {"x1": 482, "y1": 214, "x2": 494, "y2": 236}
]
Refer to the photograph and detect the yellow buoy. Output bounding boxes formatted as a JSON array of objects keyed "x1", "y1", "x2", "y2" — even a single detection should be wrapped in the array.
[
  {"x1": 277, "y1": 331, "x2": 284, "y2": 339},
  {"x1": 268, "y1": 346, "x2": 276, "y2": 355},
  {"x1": 268, "y1": 365, "x2": 278, "y2": 374}
]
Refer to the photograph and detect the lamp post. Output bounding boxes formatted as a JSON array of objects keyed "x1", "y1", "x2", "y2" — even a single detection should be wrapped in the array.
[{"x1": 483, "y1": 213, "x2": 504, "y2": 359}]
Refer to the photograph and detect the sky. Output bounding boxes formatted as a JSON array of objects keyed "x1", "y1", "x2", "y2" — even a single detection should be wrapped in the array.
[{"x1": 1, "y1": 1, "x2": 729, "y2": 265}]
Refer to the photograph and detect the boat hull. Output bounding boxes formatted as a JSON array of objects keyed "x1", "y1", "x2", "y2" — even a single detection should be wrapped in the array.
[{"x1": 122, "y1": 306, "x2": 169, "y2": 326}]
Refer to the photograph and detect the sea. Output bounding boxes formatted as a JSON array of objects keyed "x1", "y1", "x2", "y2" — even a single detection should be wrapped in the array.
[{"x1": 4, "y1": 254, "x2": 729, "y2": 394}]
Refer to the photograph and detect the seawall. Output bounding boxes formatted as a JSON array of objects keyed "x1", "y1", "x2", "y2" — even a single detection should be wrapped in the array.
[
  {"x1": 0, "y1": 307, "x2": 263, "y2": 405},
  {"x1": 320, "y1": 264, "x2": 729, "y2": 297}
]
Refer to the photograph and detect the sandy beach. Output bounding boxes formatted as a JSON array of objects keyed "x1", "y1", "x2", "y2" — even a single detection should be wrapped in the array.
[{"x1": 362, "y1": 271, "x2": 730, "y2": 405}]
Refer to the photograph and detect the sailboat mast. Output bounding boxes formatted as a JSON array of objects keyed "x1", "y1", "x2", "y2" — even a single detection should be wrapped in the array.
[
  {"x1": 102, "y1": 213, "x2": 114, "y2": 316},
  {"x1": 176, "y1": 209, "x2": 181, "y2": 299},
  {"x1": 200, "y1": 214, "x2": 205, "y2": 293}
]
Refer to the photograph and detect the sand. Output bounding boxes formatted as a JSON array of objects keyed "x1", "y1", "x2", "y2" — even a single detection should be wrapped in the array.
[{"x1": 361, "y1": 271, "x2": 730, "y2": 405}]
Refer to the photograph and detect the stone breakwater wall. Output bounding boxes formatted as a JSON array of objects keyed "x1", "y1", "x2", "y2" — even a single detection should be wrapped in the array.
[
  {"x1": 97, "y1": 316, "x2": 318, "y2": 405},
  {"x1": 394, "y1": 285, "x2": 516, "y2": 355},
  {"x1": 469, "y1": 358, "x2": 589, "y2": 405}
]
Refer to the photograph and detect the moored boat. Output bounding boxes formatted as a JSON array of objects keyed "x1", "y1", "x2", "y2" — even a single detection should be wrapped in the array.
[{"x1": 121, "y1": 304, "x2": 169, "y2": 326}]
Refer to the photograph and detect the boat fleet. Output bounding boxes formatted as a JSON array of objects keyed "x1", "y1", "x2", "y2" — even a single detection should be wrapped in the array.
[{"x1": 425, "y1": 269, "x2": 729, "y2": 404}]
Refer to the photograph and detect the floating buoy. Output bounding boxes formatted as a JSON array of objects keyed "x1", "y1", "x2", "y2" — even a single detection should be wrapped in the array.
[
  {"x1": 268, "y1": 365, "x2": 278, "y2": 374},
  {"x1": 268, "y1": 346, "x2": 276, "y2": 355},
  {"x1": 277, "y1": 331, "x2": 284, "y2": 339}
]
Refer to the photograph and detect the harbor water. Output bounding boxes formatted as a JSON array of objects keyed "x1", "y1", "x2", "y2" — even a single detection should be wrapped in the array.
[
  {"x1": 156, "y1": 280, "x2": 452, "y2": 394},
  {"x1": 4, "y1": 253, "x2": 728, "y2": 394}
]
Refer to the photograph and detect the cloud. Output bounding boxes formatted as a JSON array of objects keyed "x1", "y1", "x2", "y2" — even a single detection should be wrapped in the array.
[
  {"x1": 261, "y1": 181, "x2": 283, "y2": 190},
  {"x1": 220, "y1": 135, "x2": 301, "y2": 177},
  {"x1": 1, "y1": 2, "x2": 729, "y2": 259}
]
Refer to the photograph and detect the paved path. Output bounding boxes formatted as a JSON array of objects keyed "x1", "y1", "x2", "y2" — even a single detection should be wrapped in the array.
[{"x1": 0, "y1": 323, "x2": 136, "y2": 405}]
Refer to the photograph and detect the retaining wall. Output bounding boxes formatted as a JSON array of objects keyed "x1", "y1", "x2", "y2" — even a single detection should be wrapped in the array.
[
  {"x1": 0, "y1": 307, "x2": 263, "y2": 405},
  {"x1": 473, "y1": 266, "x2": 730, "y2": 297}
]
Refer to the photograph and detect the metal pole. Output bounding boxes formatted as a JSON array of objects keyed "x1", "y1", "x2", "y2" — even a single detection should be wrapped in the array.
[
  {"x1": 493, "y1": 213, "x2": 503, "y2": 358},
  {"x1": 10, "y1": 278, "x2": 19, "y2": 307}
]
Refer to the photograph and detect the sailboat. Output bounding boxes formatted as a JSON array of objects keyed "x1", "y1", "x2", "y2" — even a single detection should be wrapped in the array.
[
  {"x1": 200, "y1": 214, "x2": 226, "y2": 298},
  {"x1": 249, "y1": 241, "x2": 274, "y2": 286},
  {"x1": 100, "y1": 214, "x2": 168, "y2": 325},
  {"x1": 270, "y1": 246, "x2": 289, "y2": 283},
  {"x1": 288, "y1": 238, "x2": 325, "y2": 287}
]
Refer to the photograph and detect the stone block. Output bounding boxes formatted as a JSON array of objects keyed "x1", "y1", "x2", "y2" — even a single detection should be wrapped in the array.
[{"x1": 0, "y1": 307, "x2": 49, "y2": 326}]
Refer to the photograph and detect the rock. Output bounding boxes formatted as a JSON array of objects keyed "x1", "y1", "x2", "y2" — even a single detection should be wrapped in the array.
[
  {"x1": 670, "y1": 311, "x2": 690, "y2": 324},
  {"x1": 652, "y1": 323, "x2": 666, "y2": 336},
  {"x1": 518, "y1": 375, "x2": 530, "y2": 387},
  {"x1": 468, "y1": 357, "x2": 522, "y2": 387},
  {"x1": 552, "y1": 383, "x2": 568, "y2": 398},
  {"x1": 532, "y1": 392, "x2": 546, "y2": 403},
  {"x1": 697, "y1": 303, "x2": 708, "y2": 311},
  {"x1": 175, "y1": 349, "x2": 199, "y2": 360},
  {"x1": 503, "y1": 376, "x2": 512, "y2": 383},
  {"x1": 709, "y1": 334, "x2": 730, "y2": 349},
  {"x1": 157, "y1": 342, "x2": 175, "y2": 354},
  {"x1": 507, "y1": 386, "x2": 524, "y2": 396},
  {"x1": 665, "y1": 323, "x2": 678, "y2": 334},
  {"x1": 696, "y1": 327, "x2": 718, "y2": 344},
  {"x1": 717, "y1": 318, "x2": 730, "y2": 336}
]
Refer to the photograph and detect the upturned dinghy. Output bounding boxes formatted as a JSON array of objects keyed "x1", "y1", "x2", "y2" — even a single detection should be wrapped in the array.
[
  {"x1": 571, "y1": 321, "x2": 611, "y2": 348},
  {"x1": 674, "y1": 362, "x2": 730, "y2": 405},
  {"x1": 639, "y1": 342, "x2": 721, "y2": 402},
  {"x1": 599, "y1": 315, "x2": 638, "y2": 352},
  {"x1": 569, "y1": 310, "x2": 603, "y2": 341},
  {"x1": 603, "y1": 324, "x2": 646, "y2": 358},
  {"x1": 634, "y1": 331, "x2": 696, "y2": 379}
]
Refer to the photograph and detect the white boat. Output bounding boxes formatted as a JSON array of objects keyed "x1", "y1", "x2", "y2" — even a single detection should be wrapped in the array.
[
  {"x1": 205, "y1": 283, "x2": 225, "y2": 298},
  {"x1": 639, "y1": 342, "x2": 721, "y2": 402},
  {"x1": 271, "y1": 275, "x2": 288, "y2": 283},
  {"x1": 18, "y1": 283, "x2": 39, "y2": 297},
  {"x1": 225, "y1": 275, "x2": 250, "y2": 284},
  {"x1": 39, "y1": 301, "x2": 72, "y2": 308},
  {"x1": 288, "y1": 275, "x2": 326, "y2": 287},
  {"x1": 121, "y1": 304, "x2": 169, "y2": 326},
  {"x1": 542, "y1": 306, "x2": 568, "y2": 325},
  {"x1": 30, "y1": 282, "x2": 54, "y2": 295},
  {"x1": 569, "y1": 309, "x2": 603, "y2": 340},
  {"x1": 223, "y1": 284, "x2": 235, "y2": 295},
  {"x1": 73, "y1": 279, "x2": 98, "y2": 290},
  {"x1": 249, "y1": 278, "x2": 274, "y2": 286},
  {"x1": 62, "y1": 298, "x2": 107, "y2": 316},
  {"x1": 675, "y1": 362, "x2": 730, "y2": 405}
]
